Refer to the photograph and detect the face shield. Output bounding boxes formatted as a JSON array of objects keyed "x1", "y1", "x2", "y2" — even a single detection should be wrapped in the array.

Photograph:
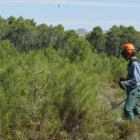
[{"x1": 121, "y1": 50, "x2": 128, "y2": 60}]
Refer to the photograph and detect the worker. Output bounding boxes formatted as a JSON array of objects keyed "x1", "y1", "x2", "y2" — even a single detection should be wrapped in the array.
[{"x1": 119, "y1": 43, "x2": 140, "y2": 120}]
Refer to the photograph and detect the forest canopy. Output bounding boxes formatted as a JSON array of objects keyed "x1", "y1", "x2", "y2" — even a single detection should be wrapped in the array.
[{"x1": 0, "y1": 16, "x2": 140, "y2": 57}]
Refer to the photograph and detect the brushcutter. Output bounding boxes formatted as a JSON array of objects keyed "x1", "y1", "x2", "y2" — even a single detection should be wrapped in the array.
[
  {"x1": 112, "y1": 98, "x2": 126, "y2": 109},
  {"x1": 112, "y1": 78, "x2": 127, "y2": 109}
]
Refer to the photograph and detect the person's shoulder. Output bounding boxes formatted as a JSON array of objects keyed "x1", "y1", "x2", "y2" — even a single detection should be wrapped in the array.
[
  {"x1": 128, "y1": 57, "x2": 138, "y2": 65},
  {"x1": 131, "y1": 60, "x2": 140, "y2": 67},
  {"x1": 128, "y1": 58, "x2": 139, "y2": 67}
]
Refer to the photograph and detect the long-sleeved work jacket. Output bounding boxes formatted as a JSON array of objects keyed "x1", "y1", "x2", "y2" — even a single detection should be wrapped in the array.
[{"x1": 127, "y1": 57, "x2": 140, "y2": 89}]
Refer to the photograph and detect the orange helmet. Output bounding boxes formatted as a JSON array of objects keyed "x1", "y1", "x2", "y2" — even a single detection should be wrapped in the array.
[{"x1": 122, "y1": 43, "x2": 135, "y2": 55}]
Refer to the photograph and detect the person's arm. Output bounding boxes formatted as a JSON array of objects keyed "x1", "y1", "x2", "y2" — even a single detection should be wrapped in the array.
[
  {"x1": 127, "y1": 62, "x2": 138, "y2": 86},
  {"x1": 119, "y1": 62, "x2": 138, "y2": 87}
]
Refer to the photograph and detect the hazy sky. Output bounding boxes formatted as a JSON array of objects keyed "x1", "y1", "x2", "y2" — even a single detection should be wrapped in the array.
[{"x1": 0, "y1": 0, "x2": 140, "y2": 31}]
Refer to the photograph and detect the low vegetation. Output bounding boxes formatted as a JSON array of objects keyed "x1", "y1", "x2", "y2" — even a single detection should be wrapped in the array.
[{"x1": 0, "y1": 16, "x2": 140, "y2": 139}]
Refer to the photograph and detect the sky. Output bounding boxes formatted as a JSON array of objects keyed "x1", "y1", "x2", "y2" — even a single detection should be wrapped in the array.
[{"x1": 0, "y1": 0, "x2": 140, "y2": 31}]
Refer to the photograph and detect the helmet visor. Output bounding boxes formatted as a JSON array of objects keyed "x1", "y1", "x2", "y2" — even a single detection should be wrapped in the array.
[{"x1": 121, "y1": 50, "x2": 128, "y2": 59}]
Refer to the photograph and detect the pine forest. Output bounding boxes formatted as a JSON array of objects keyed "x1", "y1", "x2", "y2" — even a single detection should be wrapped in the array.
[{"x1": 1, "y1": 16, "x2": 140, "y2": 139}]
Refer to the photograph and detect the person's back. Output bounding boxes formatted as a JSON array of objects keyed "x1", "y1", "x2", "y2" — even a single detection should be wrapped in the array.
[{"x1": 127, "y1": 57, "x2": 140, "y2": 89}]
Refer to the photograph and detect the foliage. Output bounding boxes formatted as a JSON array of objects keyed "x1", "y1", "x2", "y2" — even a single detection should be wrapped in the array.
[
  {"x1": 1, "y1": 16, "x2": 140, "y2": 139},
  {"x1": 0, "y1": 16, "x2": 140, "y2": 57}
]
